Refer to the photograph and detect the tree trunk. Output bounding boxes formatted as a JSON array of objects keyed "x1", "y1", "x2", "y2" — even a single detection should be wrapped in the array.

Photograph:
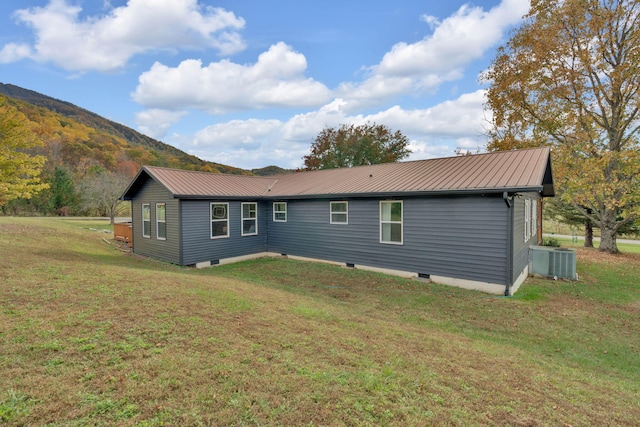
[
  {"x1": 584, "y1": 219, "x2": 593, "y2": 248},
  {"x1": 599, "y1": 209, "x2": 619, "y2": 254}
]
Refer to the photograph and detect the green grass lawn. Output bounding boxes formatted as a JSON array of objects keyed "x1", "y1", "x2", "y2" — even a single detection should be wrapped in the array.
[{"x1": 1, "y1": 217, "x2": 639, "y2": 426}]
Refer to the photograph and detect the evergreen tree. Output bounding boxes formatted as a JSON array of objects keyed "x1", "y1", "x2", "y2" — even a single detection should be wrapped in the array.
[{"x1": 48, "y1": 166, "x2": 78, "y2": 215}]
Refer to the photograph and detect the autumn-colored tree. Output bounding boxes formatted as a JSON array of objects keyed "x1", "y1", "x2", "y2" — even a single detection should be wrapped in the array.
[
  {"x1": 0, "y1": 97, "x2": 48, "y2": 207},
  {"x1": 483, "y1": 0, "x2": 640, "y2": 253},
  {"x1": 303, "y1": 123, "x2": 411, "y2": 170}
]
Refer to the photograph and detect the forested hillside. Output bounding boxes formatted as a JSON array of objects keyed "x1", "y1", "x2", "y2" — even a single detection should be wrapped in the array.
[
  {"x1": 251, "y1": 165, "x2": 293, "y2": 176},
  {"x1": 0, "y1": 83, "x2": 247, "y2": 175},
  {"x1": 0, "y1": 83, "x2": 249, "y2": 217}
]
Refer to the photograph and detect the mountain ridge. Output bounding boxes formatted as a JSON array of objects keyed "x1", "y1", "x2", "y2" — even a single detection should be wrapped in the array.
[{"x1": 0, "y1": 82, "x2": 250, "y2": 176}]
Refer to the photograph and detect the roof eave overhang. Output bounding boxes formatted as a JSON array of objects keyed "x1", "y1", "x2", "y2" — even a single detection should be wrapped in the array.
[
  {"x1": 170, "y1": 186, "x2": 547, "y2": 201},
  {"x1": 120, "y1": 167, "x2": 151, "y2": 200},
  {"x1": 172, "y1": 194, "x2": 266, "y2": 200},
  {"x1": 120, "y1": 166, "x2": 184, "y2": 201},
  {"x1": 273, "y1": 187, "x2": 546, "y2": 200}
]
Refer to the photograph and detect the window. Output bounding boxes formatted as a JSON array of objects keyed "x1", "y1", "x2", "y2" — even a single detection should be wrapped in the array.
[
  {"x1": 211, "y1": 203, "x2": 229, "y2": 239},
  {"x1": 142, "y1": 204, "x2": 150, "y2": 238},
  {"x1": 524, "y1": 198, "x2": 537, "y2": 243},
  {"x1": 242, "y1": 202, "x2": 258, "y2": 236},
  {"x1": 273, "y1": 202, "x2": 287, "y2": 222},
  {"x1": 380, "y1": 201, "x2": 403, "y2": 244},
  {"x1": 156, "y1": 203, "x2": 166, "y2": 240},
  {"x1": 524, "y1": 199, "x2": 531, "y2": 241},
  {"x1": 330, "y1": 201, "x2": 348, "y2": 224},
  {"x1": 532, "y1": 199, "x2": 538, "y2": 241}
]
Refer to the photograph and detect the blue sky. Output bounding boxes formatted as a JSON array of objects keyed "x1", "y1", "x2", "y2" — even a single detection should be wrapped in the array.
[{"x1": 0, "y1": 0, "x2": 529, "y2": 170}]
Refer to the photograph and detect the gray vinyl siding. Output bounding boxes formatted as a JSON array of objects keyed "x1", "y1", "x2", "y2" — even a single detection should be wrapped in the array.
[
  {"x1": 127, "y1": 175, "x2": 534, "y2": 287},
  {"x1": 131, "y1": 179, "x2": 181, "y2": 264},
  {"x1": 512, "y1": 193, "x2": 541, "y2": 283},
  {"x1": 267, "y1": 195, "x2": 510, "y2": 285},
  {"x1": 180, "y1": 200, "x2": 268, "y2": 265}
]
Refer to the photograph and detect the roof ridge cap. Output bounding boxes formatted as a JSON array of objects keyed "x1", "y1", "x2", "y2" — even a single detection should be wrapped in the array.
[{"x1": 143, "y1": 165, "x2": 279, "y2": 179}]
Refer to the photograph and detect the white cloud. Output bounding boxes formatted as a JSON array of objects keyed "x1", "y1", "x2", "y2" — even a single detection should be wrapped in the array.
[
  {"x1": 193, "y1": 119, "x2": 283, "y2": 151},
  {"x1": 421, "y1": 14, "x2": 441, "y2": 30},
  {"x1": 2, "y1": 0, "x2": 246, "y2": 71},
  {"x1": 189, "y1": 118, "x2": 304, "y2": 169},
  {"x1": 127, "y1": 1, "x2": 524, "y2": 169},
  {"x1": 169, "y1": 89, "x2": 489, "y2": 169},
  {"x1": 407, "y1": 141, "x2": 456, "y2": 161},
  {"x1": 135, "y1": 109, "x2": 187, "y2": 139},
  {"x1": 337, "y1": 0, "x2": 528, "y2": 110},
  {"x1": 378, "y1": 0, "x2": 527, "y2": 77},
  {"x1": 335, "y1": 75, "x2": 417, "y2": 112},
  {"x1": 281, "y1": 99, "x2": 351, "y2": 142},
  {"x1": 0, "y1": 43, "x2": 33, "y2": 63},
  {"x1": 132, "y1": 0, "x2": 526, "y2": 116},
  {"x1": 362, "y1": 90, "x2": 489, "y2": 137},
  {"x1": 132, "y1": 42, "x2": 332, "y2": 113}
]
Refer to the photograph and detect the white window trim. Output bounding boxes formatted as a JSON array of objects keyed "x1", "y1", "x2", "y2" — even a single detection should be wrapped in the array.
[
  {"x1": 330, "y1": 201, "x2": 348, "y2": 224},
  {"x1": 380, "y1": 200, "x2": 403, "y2": 245},
  {"x1": 532, "y1": 199, "x2": 538, "y2": 243},
  {"x1": 526, "y1": 198, "x2": 538, "y2": 243},
  {"x1": 156, "y1": 203, "x2": 166, "y2": 240},
  {"x1": 273, "y1": 202, "x2": 287, "y2": 222},
  {"x1": 142, "y1": 203, "x2": 150, "y2": 238},
  {"x1": 241, "y1": 202, "x2": 258, "y2": 236},
  {"x1": 210, "y1": 202, "x2": 230, "y2": 239},
  {"x1": 524, "y1": 199, "x2": 531, "y2": 242}
]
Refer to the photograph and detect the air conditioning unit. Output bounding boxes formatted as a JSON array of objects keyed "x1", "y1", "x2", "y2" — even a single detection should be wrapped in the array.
[{"x1": 529, "y1": 246, "x2": 577, "y2": 280}]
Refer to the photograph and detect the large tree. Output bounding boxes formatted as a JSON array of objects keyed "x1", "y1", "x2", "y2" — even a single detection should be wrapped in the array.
[
  {"x1": 79, "y1": 170, "x2": 131, "y2": 224},
  {"x1": 545, "y1": 197, "x2": 596, "y2": 247},
  {"x1": 0, "y1": 97, "x2": 48, "y2": 207},
  {"x1": 483, "y1": 0, "x2": 640, "y2": 253},
  {"x1": 303, "y1": 123, "x2": 411, "y2": 170}
]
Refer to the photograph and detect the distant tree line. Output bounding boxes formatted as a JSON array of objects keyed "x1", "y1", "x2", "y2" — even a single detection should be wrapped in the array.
[{"x1": 2, "y1": 164, "x2": 131, "y2": 224}]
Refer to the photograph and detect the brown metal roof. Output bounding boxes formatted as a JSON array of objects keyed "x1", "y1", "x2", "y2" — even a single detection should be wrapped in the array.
[
  {"x1": 266, "y1": 147, "x2": 553, "y2": 197},
  {"x1": 122, "y1": 147, "x2": 553, "y2": 200},
  {"x1": 143, "y1": 167, "x2": 275, "y2": 197}
]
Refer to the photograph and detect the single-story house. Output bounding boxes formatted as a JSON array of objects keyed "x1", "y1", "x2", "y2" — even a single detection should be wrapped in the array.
[{"x1": 120, "y1": 147, "x2": 554, "y2": 295}]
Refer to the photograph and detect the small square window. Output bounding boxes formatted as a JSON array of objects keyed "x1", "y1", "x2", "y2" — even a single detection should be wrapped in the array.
[
  {"x1": 330, "y1": 201, "x2": 348, "y2": 224},
  {"x1": 273, "y1": 202, "x2": 287, "y2": 222}
]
